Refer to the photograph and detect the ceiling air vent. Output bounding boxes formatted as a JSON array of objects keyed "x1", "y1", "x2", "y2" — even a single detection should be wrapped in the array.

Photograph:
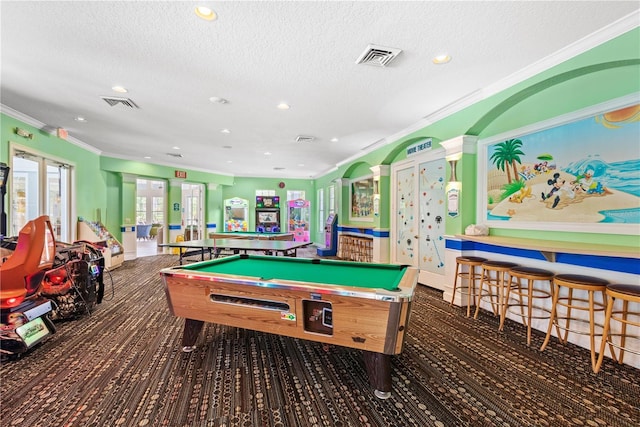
[
  {"x1": 355, "y1": 44, "x2": 402, "y2": 67},
  {"x1": 166, "y1": 153, "x2": 183, "y2": 158},
  {"x1": 295, "y1": 135, "x2": 315, "y2": 143},
  {"x1": 101, "y1": 96, "x2": 140, "y2": 109}
]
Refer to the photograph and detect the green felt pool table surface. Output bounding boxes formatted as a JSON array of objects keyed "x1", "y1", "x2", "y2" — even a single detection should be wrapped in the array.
[{"x1": 181, "y1": 255, "x2": 406, "y2": 291}]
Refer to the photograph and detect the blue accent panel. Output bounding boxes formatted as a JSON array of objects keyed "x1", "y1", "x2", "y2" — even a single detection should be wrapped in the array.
[
  {"x1": 168, "y1": 224, "x2": 182, "y2": 230},
  {"x1": 445, "y1": 239, "x2": 476, "y2": 251},
  {"x1": 372, "y1": 230, "x2": 389, "y2": 238},
  {"x1": 206, "y1": 223, "x2": 217, "y2": 229},
  {"x1": 445, "y1": 238, "x2": 638, "y2": 274},
  {"x1": 557, "y1": 253, "x2": 639, "y2": 275},
  {"x1": 338, "y1": 226, "x2": 379, "y2": 237},
  {"x1": 473, "y1": 242, "x2": 547, "y2": 261}
]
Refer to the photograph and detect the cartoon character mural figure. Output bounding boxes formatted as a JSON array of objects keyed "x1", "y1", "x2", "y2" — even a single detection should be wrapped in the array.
[{"x1": 542, "y1": 173, "x2": 576, "y2": 208}]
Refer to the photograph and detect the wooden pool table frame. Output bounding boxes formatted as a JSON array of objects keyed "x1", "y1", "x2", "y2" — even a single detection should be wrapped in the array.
[{"x1": 161, "y1": 255, "x2": 419, "y2": 399}]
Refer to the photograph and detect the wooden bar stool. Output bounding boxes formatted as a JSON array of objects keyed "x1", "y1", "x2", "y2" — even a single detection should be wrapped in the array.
[
  {"x1": 503, "y1": 266, "x2": 554, "y2": 345},
  {"x1": 474, "y1": 260, "x2": 518, "y2": 326},
  {"x1": 594, "y1": 284, "x2": 640, "y2": 373},
  {"x1": 450, "y1": 256, "x2": 487, "y2": 317},
  {"x1": 540, "y1": 274, "x2": 609, "y2": 372}
]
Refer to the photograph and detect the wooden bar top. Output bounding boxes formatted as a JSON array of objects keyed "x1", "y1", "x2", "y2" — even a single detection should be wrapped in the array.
[{"x1": 454, "y1": 234, "x2": 639, "y2": 261}]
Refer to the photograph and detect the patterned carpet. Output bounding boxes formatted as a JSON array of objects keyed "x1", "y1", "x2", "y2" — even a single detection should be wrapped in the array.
[{"x1": 1, "y1": 254, "x2": 638, "y2": 427}]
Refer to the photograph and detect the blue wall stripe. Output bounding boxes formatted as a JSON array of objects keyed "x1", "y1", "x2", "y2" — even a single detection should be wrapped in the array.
[
  {"x1": 337, "y1": 226, "x2": 389, "y2": 238},
  {"x1": 556, "y1": 253, "x2": 639, "y2": 275},
  {"x1": 168, "y1": 224, "x2": 182, "y2": 230},
  {"x1": 206, "y1": 223, "x2": 217, "y2": 228},
  {"x1": 445, "y1": 238, "x2": 638, "y2": 274}
]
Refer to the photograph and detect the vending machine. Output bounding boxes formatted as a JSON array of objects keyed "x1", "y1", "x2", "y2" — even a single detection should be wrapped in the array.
[
  {"x1": 287, "y1": 199, "x2": 310, "y2": 242},
  {"x1": 224, "y1": 198, "x2": 249, "y2": 231},
  {"x1": 255, "y1": 196, "x2": 280, "y2": 232},
  {"x1": 317, "y1": 213, "x2": 338, "y2": 257}
]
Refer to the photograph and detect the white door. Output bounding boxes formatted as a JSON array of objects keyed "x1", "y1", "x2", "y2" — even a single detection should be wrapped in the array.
[
  {"x1": 181, "y1": 183, "x2": 204, "y2": 240},
  {"x1": 392, "y1": 162, "x2": 419, "y2": 266},
  {"x1": 417, "y1": 158, "x2": 446, "y2": 274},
  {"x1": 392, "y1": 153, "x2": 447, "y2": 289}
]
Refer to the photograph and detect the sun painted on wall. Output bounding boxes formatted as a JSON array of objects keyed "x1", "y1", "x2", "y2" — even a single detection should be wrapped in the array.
[{"x1": 484, "y1": 103, "x2": 640, "y2": 226}]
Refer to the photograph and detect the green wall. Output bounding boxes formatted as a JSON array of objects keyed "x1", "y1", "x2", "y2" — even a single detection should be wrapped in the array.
[{"x1": 1, "y1": 27, "x2": 639, "y2": 249}]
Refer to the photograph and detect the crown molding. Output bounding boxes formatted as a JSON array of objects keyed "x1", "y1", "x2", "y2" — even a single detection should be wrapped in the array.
[{"x1": 1, "y1": 103, "x2": 102, "y2": 155}]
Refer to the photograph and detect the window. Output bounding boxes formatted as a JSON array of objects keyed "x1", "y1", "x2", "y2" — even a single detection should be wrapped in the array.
[
  {"x1": 286, "y1": 190, "x2": 305, "y2": 201},
  {"x1": 136, "y1": 179, "x2": 166, "y2": 225},
  {"x1": 317, "y1": 188, "x2": 325, "y2": 229},
  {"x1": 152, "y1": 197, "x2": 164, "y2": 223},
  {"x1": 328, "y1": 185, "x2": 335, "y2": 214},
  {"x1": 136, "y1": 197, "x2": 147, "y2": 223}
]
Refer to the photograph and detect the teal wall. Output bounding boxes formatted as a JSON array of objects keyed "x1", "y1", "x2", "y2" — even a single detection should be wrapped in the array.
[{"x1": 1, "y1": 27, "x2": 639, "y2": 249}]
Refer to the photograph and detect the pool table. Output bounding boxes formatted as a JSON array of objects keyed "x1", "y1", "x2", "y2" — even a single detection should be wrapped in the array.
[
  {"x1": 161, "y1": 254, "x2": 418, "y2": 399},
  {"x1": 208, "y1": 231, "x2": 294, "y2": 241}
]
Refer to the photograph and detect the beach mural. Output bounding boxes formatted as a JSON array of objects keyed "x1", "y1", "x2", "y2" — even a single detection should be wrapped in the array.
[{"x1": 484, "y1": 103, "x2": 640, "y2": 229}]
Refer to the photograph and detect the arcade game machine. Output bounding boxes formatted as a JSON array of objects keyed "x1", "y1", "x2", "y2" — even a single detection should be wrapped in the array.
[
  {"x1": 41, "y1": 240, "x2": 105, "y2": 320},
  {"x1": 0, "y1": 216, "x2": 57, "y2": 359},
  {"x1": 255, "y1": 196, "x2": 280, "y2": 232},
  {"x1": 224, "y1": 198, "x2": 249, "y2": 232},
  {"x1": 0, "y1": 162, "x2": 8, "y2": 239},
  {"x1": 287, "y1": 198, "x2": 310, "y2": 242},
  {"x1": 317, "y1": 213, "x2": 338, "y2": 257},
  {"x1": 0, "y1": 163, "x2": 15, "y2": 259}
]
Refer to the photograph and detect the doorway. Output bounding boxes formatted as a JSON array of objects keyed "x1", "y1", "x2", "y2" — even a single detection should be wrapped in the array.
[
  {"x1": 181, "y1": 183, "x2": 204, "y2": 241},
  {"x1": 135, "y1": 179, "x2": 166, "y2": 257},
  {"x1": 391, "y1": 154, "x2": 447, "y2": 289},
  {"x1": 10, "y1": 148, "x2": 72, "y2": 242}
]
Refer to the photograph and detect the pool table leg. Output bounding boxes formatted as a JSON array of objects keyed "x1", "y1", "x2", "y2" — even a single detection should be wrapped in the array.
[
  {"x1": 363, "y1": 351, "x2": 392, "y2": 399},
  {"x1": 181, "y1": 318, "x2": 204, "y2": 352}
]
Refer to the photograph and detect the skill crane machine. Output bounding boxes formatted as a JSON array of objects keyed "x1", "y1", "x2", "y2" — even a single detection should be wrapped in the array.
[
  {"x1": 317, "y1": 214, "x2": 338, "y2": 257},
  {"x1": 224, "y1": 198, "x2": 249, "y2": 232},
  {"x1": 287, "y1": 199, "x2": 310, "y2": 242}
]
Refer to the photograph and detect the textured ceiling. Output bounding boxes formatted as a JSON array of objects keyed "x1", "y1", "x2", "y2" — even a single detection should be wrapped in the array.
[{"x1": 1, "y1": 1, "x2": 638, "y2": 178}]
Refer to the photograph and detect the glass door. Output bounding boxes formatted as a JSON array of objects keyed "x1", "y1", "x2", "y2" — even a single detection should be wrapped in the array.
[
  {"x1": 10, "y1": 156, "x2": 39, "y2": 236},
  {"x1": 10, "y1": 151, "x2": 71, "y2": 242},
  {"x1": 181, "y1": 183, "x2": 203, "y2": 240},
  {"x1": 46, "y1": 162, "x2": 70, "y2": 242}
]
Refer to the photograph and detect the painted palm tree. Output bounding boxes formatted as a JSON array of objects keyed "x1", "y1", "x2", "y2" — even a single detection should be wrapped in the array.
[{"x1": 489, "y1": 139, "x2": 524, "y2": 184}]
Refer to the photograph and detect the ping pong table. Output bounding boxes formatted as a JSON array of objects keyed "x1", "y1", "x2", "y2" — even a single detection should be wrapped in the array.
[{"x1": 159, "y1": 238, "x2": 311, "y2": 264}]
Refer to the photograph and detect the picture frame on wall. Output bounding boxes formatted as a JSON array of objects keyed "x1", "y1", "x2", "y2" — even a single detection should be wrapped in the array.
[
  {"x1": 349, "y1": 175, "x2": 375, "y2": 222},
  {"x1": 477, "y1": 94, "x2": 640, "y2": 235}
]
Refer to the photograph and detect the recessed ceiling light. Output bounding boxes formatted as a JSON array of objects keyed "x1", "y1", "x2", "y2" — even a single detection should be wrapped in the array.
[
  {"x1": 210, "y1": 96, "x2": 228, "y2": 104},
  {"x1": 432, "y1": 54, "x2": 451, "y2": 64},
  {"x1": 75, "y1": 116, "x2": 87, "y2": 122},
  {"x1": 264, "y1": 152, "x2": 272, "y2": 156},
  {"x1": 195, "y1": 6, "x2": 217, "y2": 21},
  {"x1": 112, "y1": 85, "x2": 128, "y2": 93},
  {"x1": 221, "y1": 128, "x2": 231, "y2": 134},
  {"x1": 277, "y1": 103, "x2": 290, "y2": 110},
  {"x1": 226, "y1": 160, "x2": 233, "y2": 163},
  {"x1": 172, "y1": 146, "x2": 180, "y2": 150},
  {"x1": 330, "y1": 137, "x2": 338, "y2": 142},
  {"x1": 144, "y1": 156, "x2": 151, "y2": 159},
  {"x1": 298, "y1": 164, "x2": 305, "y2": 167}
]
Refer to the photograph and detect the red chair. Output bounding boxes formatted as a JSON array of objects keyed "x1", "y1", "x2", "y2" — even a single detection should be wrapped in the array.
[{"x1": 0, "y1": 216, "x2": 56, "y2": 309}]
